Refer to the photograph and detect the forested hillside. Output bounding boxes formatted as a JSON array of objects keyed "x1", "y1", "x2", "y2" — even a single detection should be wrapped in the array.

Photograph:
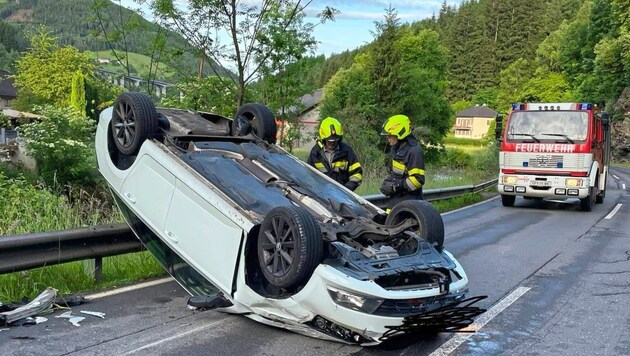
[{"x1": 0, "y1": 0, "x2": 226, "y2": 80}]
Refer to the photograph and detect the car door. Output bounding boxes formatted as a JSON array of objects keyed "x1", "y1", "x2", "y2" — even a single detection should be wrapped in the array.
[
  {"x1": 121, "y1": 155, "x2": 175, "y2": 234},
  {"x1": 164, "y1": 179, "x2": 244, "y2": 295}
]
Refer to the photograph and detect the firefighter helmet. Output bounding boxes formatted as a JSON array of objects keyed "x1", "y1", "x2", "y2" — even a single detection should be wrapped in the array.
[
  {"x1": 319, "y1": 117, "x2": 343, "y2": 140},
  {"x1": 381, "y1": 114, "x2": 411, "y2": 139}
]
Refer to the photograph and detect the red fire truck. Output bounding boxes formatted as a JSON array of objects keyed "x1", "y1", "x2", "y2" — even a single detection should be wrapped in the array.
[{"x1": 496, "y1": 103, "x2": 610, "y2": 211}]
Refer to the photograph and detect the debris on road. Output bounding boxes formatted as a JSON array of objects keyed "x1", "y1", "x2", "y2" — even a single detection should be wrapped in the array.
[
  {"x1": 55, "y1": 311, "x2": 85, "y2": 327},
  {"x1": 0, "y1": 288, "x2": 57, "y2": 326},
  {"x1": 80, "y1": 310, "x2": 105, "y2": 319}
]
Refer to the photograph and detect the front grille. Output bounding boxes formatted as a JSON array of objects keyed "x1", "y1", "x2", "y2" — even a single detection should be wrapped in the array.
[
  {"x1": 528, "y1": 155, "x2": 563, "y2": 168},
  {"x1": 373, "y1": 292, "x2": 466, "y2": 317}
]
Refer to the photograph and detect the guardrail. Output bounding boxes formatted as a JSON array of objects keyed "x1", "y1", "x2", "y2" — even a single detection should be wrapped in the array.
[{"x1": 0, "y1": 179, "x2": 497, "y2": 279}]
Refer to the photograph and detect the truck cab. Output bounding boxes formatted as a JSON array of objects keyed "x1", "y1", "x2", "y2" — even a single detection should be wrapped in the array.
[{"x1": 495, "y1": 103, "x2": 610, "y2": 211}]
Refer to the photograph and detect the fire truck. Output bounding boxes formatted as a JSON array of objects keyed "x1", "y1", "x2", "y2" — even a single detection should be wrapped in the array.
[{"x1": 496, "y1": 103, "x2": 610, "y2": 211}]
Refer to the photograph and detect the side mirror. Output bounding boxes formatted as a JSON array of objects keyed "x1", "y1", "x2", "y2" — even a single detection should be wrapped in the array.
[
  {"x1": 495, "y1": 114, "x2": 503, "y2": 141},
  {"x1": 601, "y1": 112, "x2": 610, "y2": 131}
]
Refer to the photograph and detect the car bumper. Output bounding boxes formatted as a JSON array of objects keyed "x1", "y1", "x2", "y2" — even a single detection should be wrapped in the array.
[{"x1": 232, "y1": 252, "x2": 480, "y2": 344}]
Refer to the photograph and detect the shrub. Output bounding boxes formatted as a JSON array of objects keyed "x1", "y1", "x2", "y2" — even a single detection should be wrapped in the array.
[
  {"x1": 440, "y1": 148, "x2": 473, "y2": 169},
  {"x1": 18, "y1": 105, "x2": 98, "y2": 189}
]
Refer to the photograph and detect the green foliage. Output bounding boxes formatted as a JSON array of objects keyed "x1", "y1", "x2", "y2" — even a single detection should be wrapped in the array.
[
  {"x1": 440, "y1": 148, "x2": 473, "y2": 169},
  {"x1": 321, "y1": 9, "x2": 451, "y2": 166},
  {"x1": 70, "y1": 70, "x2": 87, "y2": 116},
  {"x1": 18, "y1": 106, "x2": 97, "y2": 189},
  {"x1": 13, "y1": 27, "x2": 94, "y2": 110},
  {"x1": 160, "y1": 76, "x2": 237, "y2": 117},
  {"x1": 444, "y1": 135, "x2": 487, "y2": 146}
]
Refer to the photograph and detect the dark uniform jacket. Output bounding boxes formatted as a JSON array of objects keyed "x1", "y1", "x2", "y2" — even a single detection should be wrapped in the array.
[
  {"x1": 383, "y1": 135, "x2": 425, "y2": 201},
  {"x1": 307, "y1": 141, "x2": 363, "y2": 191}
]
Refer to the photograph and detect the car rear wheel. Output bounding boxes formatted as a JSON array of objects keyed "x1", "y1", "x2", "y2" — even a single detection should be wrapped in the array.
[
  {"x1": 110, "y1": 92, "x2": 158, "y2": 156},
  {"x1": 385, "y1": 200, "x2": 444, "y2": 250},
  {"x1": 257, "y1": 206, "x2": 322, "y2": 289},
  {"x1": 501, "y1": 194, "x2": 516, "y2": 207},
  {"x1": 234, "y1": 103, "x2": 277, "y2": 144}
]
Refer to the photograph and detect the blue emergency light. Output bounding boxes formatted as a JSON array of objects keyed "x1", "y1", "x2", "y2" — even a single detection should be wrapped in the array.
[
  {"x1": 579, "y1": 103, "x2": 592, "y2": 110},
  {"x1": 511, "y1": 103, "x2": 526, "y2": 110}
]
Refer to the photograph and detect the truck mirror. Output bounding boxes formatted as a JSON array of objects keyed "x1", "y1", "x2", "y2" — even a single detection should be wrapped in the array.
[
  {"x1": 601, "y1": 112, "x2": 610, "y2": 131},
  {"x1": 495, "y1": 114, "x2": 503, "y2": 141}
]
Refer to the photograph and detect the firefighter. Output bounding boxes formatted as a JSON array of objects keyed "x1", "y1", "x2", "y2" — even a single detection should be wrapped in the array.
[
  {"x1": 307, "y1": 117, "x2": 363, "y2": 191},
  {"x1": 379, "y1": 114, "x2": 425, "y2": 208}
]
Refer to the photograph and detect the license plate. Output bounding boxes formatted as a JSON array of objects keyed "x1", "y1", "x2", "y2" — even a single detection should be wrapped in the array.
[{"x1": 530, "y1": 180, "x2": 551, "y2": 187}]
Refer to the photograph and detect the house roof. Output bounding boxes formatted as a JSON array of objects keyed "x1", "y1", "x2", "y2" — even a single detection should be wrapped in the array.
[
  {"x1": 0, "y1": 69, "x2": 17, "y2": 98},
  {"x1": 300, "y1": 88, "x2": 323, "y2": 111},
  {"x1": 456, "y1": 105, "x2": 497, "y2": 118}
]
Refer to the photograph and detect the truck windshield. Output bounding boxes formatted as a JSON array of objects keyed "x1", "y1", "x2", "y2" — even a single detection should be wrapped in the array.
[{"x1": 506, "y1": 111, "x2": 589, "y2": 143}]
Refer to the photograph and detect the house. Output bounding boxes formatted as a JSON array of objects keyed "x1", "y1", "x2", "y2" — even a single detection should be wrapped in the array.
[
  {"x1": 453, "y1": 105, "x2": 498, "y2": 139},
  {"x1": 277, "y1": 88, "x2": 323, "y2": 149},
  {"x1": 0, "y1": 69, "x2": 17, "y2": 109},
  {"x1": 96, "y1": 57, "x2": 111, "y2": 64}
]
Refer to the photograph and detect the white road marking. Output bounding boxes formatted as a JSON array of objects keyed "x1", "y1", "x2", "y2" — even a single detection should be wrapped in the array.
[
  {"x1": 442, "y1": 196, "x2": 500, "y2": 216},
  {"x1": 85, "y1": 277, "x2": 173, "y2": 300},
  {"x1": 124, "y1": 318, "x2": 230, "y2": 354},
  {"x1": 605, "y1": 204, "x2": 623, "y2": 220},
  {"x1": 613, "y1": 175, "x2": 619, "y2": 180},
  {"x1": 429, "y1": 286, "x2": 531, "y2": 356}
]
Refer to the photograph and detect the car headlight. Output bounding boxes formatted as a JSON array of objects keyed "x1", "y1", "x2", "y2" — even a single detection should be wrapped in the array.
[
  {"x1": 502, "y1": 176, "x2": 518, "y2": 185},
  {"x1": 565, "y1": 178, "x2": 583, "y2": 187},
  {"x1": 327, "y1": 286, "x2": 384, "y2": 314}
]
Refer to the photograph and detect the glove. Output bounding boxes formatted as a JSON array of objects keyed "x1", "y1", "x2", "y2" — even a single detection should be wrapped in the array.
[{"x1": 380, "y1": 177, "x2": 405, "y2": 196}]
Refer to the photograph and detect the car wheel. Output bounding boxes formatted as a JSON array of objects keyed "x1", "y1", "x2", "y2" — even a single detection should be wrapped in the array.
[
  {"x1": 501, "y1": 194, "x2": 516, "y2": 207},
  {"x1": 110, "y1": 92, "x2": 158, "y2": 156},
  {"x1": 234, "y1": 103, "x2": 277, "y2": 144},
  {"x1": 257, "y1": 206, "x2": 322, "y2": 289},
  {"x1": 385, "y1": 200, "x2": 444, "y2": 250}
]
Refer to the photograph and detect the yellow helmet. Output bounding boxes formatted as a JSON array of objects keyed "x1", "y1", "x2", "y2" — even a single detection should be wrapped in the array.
[
  {"x1": 319, "y1": 117, "x2": 343, "y2": 140},
  {"x1": 381, "y1": 114, "x2": 411, "y2": 139}
]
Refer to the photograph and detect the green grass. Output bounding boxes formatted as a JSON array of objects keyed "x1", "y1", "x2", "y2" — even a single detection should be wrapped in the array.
[
  {"x1": 0, "y1": 252, "x2": 165, "y2": 302},
  {"x1": 91, "y1": 50, "x2": 176, "y2": 80},
  {"x1": 613, "y1": 161, "x2": 630, "y2": 169}
]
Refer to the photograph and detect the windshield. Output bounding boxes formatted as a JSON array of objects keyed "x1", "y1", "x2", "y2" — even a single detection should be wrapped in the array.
[{"x1": 506, "y1": 111, "x2": 589, "y2": 143}]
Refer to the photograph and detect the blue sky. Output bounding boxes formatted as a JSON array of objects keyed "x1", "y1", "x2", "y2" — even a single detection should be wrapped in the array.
[{"x1": 119, "y1": 0, "x2": 464, "y2": 57}]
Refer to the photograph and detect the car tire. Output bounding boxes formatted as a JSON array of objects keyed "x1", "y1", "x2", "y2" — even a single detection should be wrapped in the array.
[
  {"x1": 385, "y1": 200, "x2": 444, "y2": 250},
  {"x1": 257, "y1": 205, "x2": 322, "y2": 289},
  {"x1": 501, "y1": 194, "x2": 516, "y2": 207},
  {"x1": 234, "y1": 103, "x2": 277, "y2": 144},
  {"x1": 110, "y1": 92, "x2": 158, "y2": 156}
]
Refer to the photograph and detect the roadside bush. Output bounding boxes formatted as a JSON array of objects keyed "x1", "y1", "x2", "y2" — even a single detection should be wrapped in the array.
[
  {"x1": 444, "y1": 135, "x2": 487, "y2": 146},
  {"x1": 440, "y1": 147, "x2": 473, "y2": 169},
  {"x1": 18, "y1": 105, "x2": 98, "y2": 189}
]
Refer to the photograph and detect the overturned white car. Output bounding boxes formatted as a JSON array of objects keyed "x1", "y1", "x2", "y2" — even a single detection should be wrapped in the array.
[{"x1": 95, "y1": 92, "x2": 484, "y2": 345}]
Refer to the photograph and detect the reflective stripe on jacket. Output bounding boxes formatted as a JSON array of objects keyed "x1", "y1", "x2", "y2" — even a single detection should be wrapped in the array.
[
  {"x1": 388, "y1": 135, "x2": 425, "y2": 193},
  {"x1": 307, "y1": 140, "x2": 363, "y2": 191}
]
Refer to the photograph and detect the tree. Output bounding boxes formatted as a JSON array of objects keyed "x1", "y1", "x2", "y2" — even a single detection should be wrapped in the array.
[
  {"x1": 146, "y1": 0, "x2": 337, "y2": 106},
  {"x1": 70, "y1": 71, "x2": 87, "y2": 117},
  {"x1": 13, "y1": 27, "x2": 94, "y2": 110}
]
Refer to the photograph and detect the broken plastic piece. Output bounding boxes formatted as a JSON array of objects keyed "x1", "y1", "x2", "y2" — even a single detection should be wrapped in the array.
[
  {"x1": 54, "y1": 295, "x2": 86, "y2": 308},
  {"x1": 80, "y1": 310, "x2": 105, "y2": 318},
  {"x1": 0, "y1": 288, "x2": 57, "y2": 326},
  {"x1": 55, "y1": 311, "x2": 85, "y2": 327}
]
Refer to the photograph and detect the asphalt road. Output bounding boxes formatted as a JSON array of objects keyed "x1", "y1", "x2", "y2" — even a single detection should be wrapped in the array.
[{"x1": 2, "y1": 166, "x2": 629, "y2": 356}]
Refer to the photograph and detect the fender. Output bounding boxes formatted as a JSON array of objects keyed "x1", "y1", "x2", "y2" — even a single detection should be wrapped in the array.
[
  {"x1": 599, "y1": 165, "x2": 608, "y2": 192},
  {"x1": 588, "y1": 161, "x2": 600, "y2": 188}
]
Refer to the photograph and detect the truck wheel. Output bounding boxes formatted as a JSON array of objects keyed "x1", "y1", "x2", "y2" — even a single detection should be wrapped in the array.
[
  {"x1": 257, "y1": 206, "x2": 322, "y2": 289},
  {"x1": 596, "y1": 188, "x2": 605, "y2": 204},
  {"x1": 501, "y1": 194, "x2": 516, "y2": 207},
  {"x1": 580, "y1": 188, "x2": 595, "y2": 211},
  {"x1": 385, "y1": 200, "x2": 444, "y2": 250},
  {"x1": 234, "y1": 103, "x2": 277, "y2": 144},
  {"x1": 110, "y1": 92, "x2": 158, "y2": 156}
]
